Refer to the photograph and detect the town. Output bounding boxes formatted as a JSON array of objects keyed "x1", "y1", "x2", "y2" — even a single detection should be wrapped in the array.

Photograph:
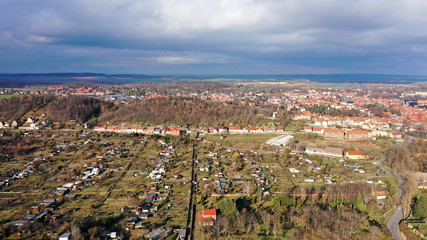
[{"x1": 0, "y1": 80, "x2": 426, "y2": 240}]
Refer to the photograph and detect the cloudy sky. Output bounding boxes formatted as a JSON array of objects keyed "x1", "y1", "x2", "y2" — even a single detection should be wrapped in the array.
[{"x1": 1, "y1": 0, "x2": 427, "y2": 74}]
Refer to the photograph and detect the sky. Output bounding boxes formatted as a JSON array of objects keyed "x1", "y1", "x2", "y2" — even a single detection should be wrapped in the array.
[{"x1": 1, "y1": 0, "x2": 427, "y2": 75}]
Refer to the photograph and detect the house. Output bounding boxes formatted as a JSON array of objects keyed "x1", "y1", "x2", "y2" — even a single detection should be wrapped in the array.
[
  {"x1": 345, "y1": 151, "x2": 369, "y2": 160},
  {"x1": 145, "y1": 228, "x2": 171, "y2": 240},
  {"x1": 11, "y1": 120, "x2": 19, "y2": 128},
  {"x1": 304, "y1": 126, "x2": 313, "y2": 132},
  {"x1": 41, "y1": 198, "x2": 57, "y2": 206},
  {"x1": 392, "y1": 132, "x2": 404, "y2": 139},
  {"x1": 369, "y1": 130, "x2": 391, "y2": 138},
  {"x1": 229, "y1": 126, "x2": 243, "y2": 134},
  {"x1": 26, "y1": 117, "x2": 35, "y2": 123},
  {"x1": 177, "y1": 229, "x2": 187, "y2": 239},
  {"x1": 292, "y1": 114, "x2": 311, "y2": 120},
  {"x1": 323, "y1": 128, "x2": 345, "y2": 139},
  {"x1": 276, "y1": 126, "x2": 284, "y2": 132},
  {"x1": 312, "y1": 127, "x2": 324, "y2": 134},
  {"x1": 416, "y1": 172, "x2": 427, "y2": 189},
  {"x1": 164, "y1": 128, "x2": 181, "y2": 136},
  {"x1": 197, "y1": 209, "x2": 217, "y2": 226},
  {"x1": 374, "y1": 191, "x2": 387, "y2": 200},
  {"x1": 346, "y1": 130, "x2": 370, "y2": 140},
  {"x1": 59, "y1": 232, "x2": 72, "y2": 240}
]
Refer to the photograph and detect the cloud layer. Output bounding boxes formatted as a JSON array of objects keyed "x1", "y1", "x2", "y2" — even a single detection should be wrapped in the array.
[{"x1": 1, "y1": 0, "x2": 427, "y2": 74}]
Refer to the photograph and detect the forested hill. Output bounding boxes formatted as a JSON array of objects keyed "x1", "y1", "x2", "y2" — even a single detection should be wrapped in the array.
[
  {"x1": 0, "y1": 95, "x2": 288, "y2": 127},
  {"x1": 0, "y1": 95, "x2": 114, "y2": 123},
  {"x1": 97, "y1": 97, "x2": 282, "y2": 126}
]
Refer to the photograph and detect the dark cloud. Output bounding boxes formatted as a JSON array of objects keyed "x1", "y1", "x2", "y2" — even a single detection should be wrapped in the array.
[{"x1": 1, "y1": 0, "x2": 427, "y2": 74}]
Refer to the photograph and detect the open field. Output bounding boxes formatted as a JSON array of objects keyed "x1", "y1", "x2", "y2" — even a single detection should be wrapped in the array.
[{"x1": 204, "y1": 133, "x2": 284, "y2": 149}]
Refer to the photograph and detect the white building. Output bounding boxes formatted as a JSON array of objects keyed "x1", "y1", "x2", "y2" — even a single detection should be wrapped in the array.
[{"x1": 266, "y1": 135, "x2": 294, "y2": 146}]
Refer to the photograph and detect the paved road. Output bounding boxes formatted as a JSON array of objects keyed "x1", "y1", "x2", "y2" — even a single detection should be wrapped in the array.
[
  {"x1": 373, "y1": 161, "x2": 405, "y2": 240},
  {"x1": 387, "y1": 206, "x2": 404, "y2": 240},
  {"x1": 186, "y1": 142, "x2": 197, "y2": 240}
]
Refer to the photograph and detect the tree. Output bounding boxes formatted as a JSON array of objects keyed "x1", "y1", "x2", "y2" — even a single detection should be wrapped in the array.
[
  {"x1": 259, "y1": 210, "x2": 274, "y2": 236},
  {"x1": 217, "y1": 198, "x2": 238, "y2": 217},
  {"x1": 71, "y1": 219, "x2": 84, "y2": 240},
  {"x1": 242, "y1": 181, "x2": 254, "y2": 195},
  {"x1": 354, "y1": 193, "x2": 367, "y2": 213},
  {"x1": 413, "y1": 194, "x2": 427, "y2": 219}
]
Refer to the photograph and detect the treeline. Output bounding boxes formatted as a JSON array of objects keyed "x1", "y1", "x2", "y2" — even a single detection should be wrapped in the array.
[
  {"x1": 98, "y1": 97, "x2": 277, "y2": 126},
  {"x1": 0, "y1": 95, "x2": 114, "y2": 123},
  {"x1": 0, "y1": 95, "x2": 54, "y2": 122},
  {"x1": 383, "y1": 141, "x2": 427, "y2": 172},
  {"x1": 199, "y1": 183, "x2": 386, "y2": 240},
  {"x1": 306, "y1": 105, "x2": 362, "y2": 117},
  {"x1": 45, "y1": 96, "x2": 114, "y2": 123}
]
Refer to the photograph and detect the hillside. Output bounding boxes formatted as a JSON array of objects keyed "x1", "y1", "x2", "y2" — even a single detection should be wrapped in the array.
[
  {"x1": 0, "y1": 95, "x2": 113, "y2": 123},
  {"x1": 97, "y1": 97, "x2": 280, "y2": 126},
  {"x1": 0, "y1": 95, "x2": 54, "y2": 122}
]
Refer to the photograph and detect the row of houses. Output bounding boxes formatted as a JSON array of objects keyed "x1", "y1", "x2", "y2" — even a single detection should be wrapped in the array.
[
  {"x1": 1, "y1": 117, "x2": 62, "y2": 130},
  {"x1": 0, "y1": 120, "x2": 18, "y2": 129},
  {"x1": 93, "y1": 125, "x2": 286, "y2": 135},
  {"x1": 304, "y1": 126, "x2": 404, "y2": 140}
]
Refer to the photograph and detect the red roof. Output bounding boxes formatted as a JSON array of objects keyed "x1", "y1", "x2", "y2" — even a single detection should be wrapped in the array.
[
  {"x1": 203, "y1": 209, "x2": 217, "y2": 216},
  {"x1": 198, "y1": 214, "x2": 215, "y2": 223},
  {"x1": 374, "y1": 191, "x2": 387, "y2": 196},
  {"x1": 346, "y1": 151, "x2": 367, "y2": 156}
]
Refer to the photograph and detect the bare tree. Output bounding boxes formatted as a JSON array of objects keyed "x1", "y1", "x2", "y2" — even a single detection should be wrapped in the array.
[{"x1": 242, "y1": 181, "x2": 254, "y2": 195}]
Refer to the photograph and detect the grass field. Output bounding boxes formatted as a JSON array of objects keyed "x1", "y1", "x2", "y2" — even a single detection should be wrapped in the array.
[
  {"x1": 0, "y1": 95, "x2": 24, "y2": 98},
  {"x1": 204, "y1": 133, "x2": 284, "y2": 148}
]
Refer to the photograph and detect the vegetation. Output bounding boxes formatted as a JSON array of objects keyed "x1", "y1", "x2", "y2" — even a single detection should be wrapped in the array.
[
  {"x1": 0, "y1": 95, "x2": 113, "y2": 124},
  {"x1": 45, "y1": 96, "x2": 114, "y2": 123},
  {"x1": 413, "y1": 193, "x2": 427, "y2": 219},
  {"x1": 98, "y1": 97, "x2": 280, "y2": 126},
  {"x1": 0, "y1": 95, "x2": 54, "y2": 122}
]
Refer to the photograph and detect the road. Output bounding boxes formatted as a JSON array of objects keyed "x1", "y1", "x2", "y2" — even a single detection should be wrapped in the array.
[
  {"x1": 388, "y1": 206, "x2": 404, "y2": 240},
  {"x1": 186, "y1": 142, "x2": 198, "y2": 240},
  {"x1": 373, "y1": 161, "x2": 406, "y2": 240}
]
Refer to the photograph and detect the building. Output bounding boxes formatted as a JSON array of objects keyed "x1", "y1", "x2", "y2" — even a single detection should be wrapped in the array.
[
  {"x1": 177, "y1": 229, "x2": 187, "y2": 240},
  {"x1": 346, "y1": 130, "x2": 370, "y2": 140},
  {"x1": 374, "y1": 191, "x2": 387, "y2": 200},
  {"x1": 59, "y1": 232, "x2": 72, "y2": 240},
  {"x1": 266, "y1": 135, "x2": 294, "y2": 146},
  {"x1": 304, "y1": 126, "x2": 313, "y2": 132},
  {"x1": 416, "y1": 172, "x2": 427, "y2": 189},
  {"x1": 345, "y1": 151, "x2": 369, "y2": 160},
  {"x1": 197, "y1": 209, "x2": 217, "y2": 226},
  {"x1": 392, "y1": 132, "x2": 404, "y2": 139},
  {"x1": 323, "y1": 128, "x2": 345, "y2": 139},
  {"x1": 305, "y1": 147, "x2": 343, "y2": 158},
  {"x1": 228, "y1": 126, "x2": 243, "y2": 134}
]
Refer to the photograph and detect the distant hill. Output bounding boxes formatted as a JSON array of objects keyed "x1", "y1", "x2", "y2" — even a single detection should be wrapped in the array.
[{"x1": 0, "y1": 73, "x2": 426, "y2": 88}]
